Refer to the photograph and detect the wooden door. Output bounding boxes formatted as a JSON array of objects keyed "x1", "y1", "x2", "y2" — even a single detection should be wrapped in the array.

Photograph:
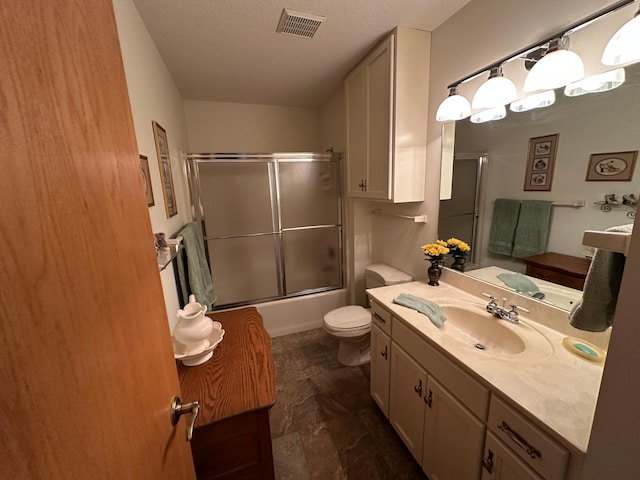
[
  {"x1": 0, "y1": 1, "x2": 196, "y2": 479},
  {"x1": 345, "y1": 64, "x2": 368, "y2": 196}
]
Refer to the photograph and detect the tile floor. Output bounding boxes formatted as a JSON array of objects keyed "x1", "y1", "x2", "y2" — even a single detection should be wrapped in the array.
[{"x1": 269, "y1": 328, "x2": 427, "y2": 480}]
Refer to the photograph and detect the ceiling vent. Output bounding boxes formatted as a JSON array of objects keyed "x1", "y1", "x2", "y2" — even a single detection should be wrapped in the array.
[{"x1": 276, "y1": 8, "x2": 325, "y2": 39}]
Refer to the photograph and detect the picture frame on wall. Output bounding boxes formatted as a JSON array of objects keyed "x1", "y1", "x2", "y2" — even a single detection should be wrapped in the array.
[
  {"x1": 152, "y1": 121, "x2": 178, "y2": 218},
  {"x1": 139, "y1": 155, "x2": 154, "y2": 207},
  {"x1": 585, "y1": 151, "x2": 637, "y2": 181},
  {"x1": 524, "y1": 134, "x2": 559, "y2": 191}
]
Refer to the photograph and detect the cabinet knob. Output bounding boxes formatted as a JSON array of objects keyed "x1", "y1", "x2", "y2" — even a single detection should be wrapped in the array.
[
  {"x1": 358, "y1": 179, "x2": 367, "y2": 191},
  {"x1": 381, "y1": 345, "x2": 388, "y2": 359},
  {"x1": 414, "y1": 378, "x2": 423, "y2": 397},
  {"x1": 482, "y1": 449, "x2": 494, "y2": 473},
  {"x1": 424, "y1": 389, "x2": 432, "y2": 407}
]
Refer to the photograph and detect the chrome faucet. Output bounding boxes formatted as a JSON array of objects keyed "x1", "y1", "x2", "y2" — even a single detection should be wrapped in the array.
[{"x1": 482, "y1": 293, "x2": 529, "y2": 323}]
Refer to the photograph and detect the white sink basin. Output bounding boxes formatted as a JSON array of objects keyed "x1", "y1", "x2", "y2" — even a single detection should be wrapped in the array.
[
  {"x1": 441, "y1": 304, "x2": 525, "y2": 355},
  {"x1": 433, "y1": 298, "x2": 552, "y2": 358}
]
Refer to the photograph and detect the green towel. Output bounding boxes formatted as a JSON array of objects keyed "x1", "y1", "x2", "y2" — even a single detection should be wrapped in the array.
[
  {"x1": 488, "y1": 199, "x2": 521, "y2": 255},
  {"x1": 393, "y1": 293, "x2": 447, "y2": 328},
  {"x1": 511, "y1": 200, "x2": 553, "y2": 258},
  {"x1": 497, "y1": 272, "x2": 540, "y2": 295},
  {"x1": 569, "y1": 224, "x2": 632, "y2": 332},
  {"x1": 174, "y1": 222, "x2": 217, "y2": 311}
]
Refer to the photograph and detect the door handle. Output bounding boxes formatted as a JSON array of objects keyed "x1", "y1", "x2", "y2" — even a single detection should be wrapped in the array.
[{"x1": 171, "y1": 396, "x2": 200, "y2": 442}]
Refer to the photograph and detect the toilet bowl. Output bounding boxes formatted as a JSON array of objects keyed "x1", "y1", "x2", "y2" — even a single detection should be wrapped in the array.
[{"x1": 323, "y1": 264, "x2": 412, "y2": 366}]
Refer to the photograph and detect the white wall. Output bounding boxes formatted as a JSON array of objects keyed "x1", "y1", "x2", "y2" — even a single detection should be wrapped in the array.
[
  {"x1": 184, "y1": 100, "x2": 321, "y2": 152},
  {"x1": 113, "y1": 0, "x2": 191, "y2": 331}
]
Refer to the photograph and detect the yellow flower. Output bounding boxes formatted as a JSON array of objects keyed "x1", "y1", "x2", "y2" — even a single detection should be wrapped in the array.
[
  {"x1": 421, "y1": 242, "x2": 449, "y2": 258},
  {"x1": 446, "y1": 237, "x2": 471, "y2": 252}
]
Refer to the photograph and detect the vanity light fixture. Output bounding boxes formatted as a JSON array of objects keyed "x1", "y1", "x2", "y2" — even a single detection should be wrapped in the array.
[
  {"x1": 435, "y1": 0, "x2": 636, "y2": 123},
  {"x1": 509, "y1": 90, "x2": 556, "y2": 112},
  {"x1": 564, "y1": 67, "x2": 626, "y2": 96},
  {"x1": 602, "y1": 7, "x2": 640, "y2": 65},
  {"x1": 472, "y1": 66, "x2": 517, "y2": 109},
  {"x1": 523, "y1": 37, "x2": 584, "y2": 92},
  {"x1": 470, "y1": 106, "x2": 506, "y2": 124},
  {"x1": 435, "y1": 86, "x2": 472, "y2": 122}
]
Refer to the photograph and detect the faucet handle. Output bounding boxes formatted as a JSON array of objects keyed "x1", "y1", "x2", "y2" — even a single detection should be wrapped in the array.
[
  {"x1": 508, "y1": 304, "x2": 530, "y2": 313},
  {"x1": 482, "y1": 293, "x2": 498, "y2": 313}
]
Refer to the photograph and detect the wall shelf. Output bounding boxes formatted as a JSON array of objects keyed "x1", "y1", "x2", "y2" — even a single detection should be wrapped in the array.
[
  {"x1": 593, "y1": 201, "x2": 636, "y2": 219},
  {"x1": 157, "y1": 243, "x2": 183, "y2": 271}
]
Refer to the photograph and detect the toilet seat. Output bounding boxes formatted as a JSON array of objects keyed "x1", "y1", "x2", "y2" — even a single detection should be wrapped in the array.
[{"x1": 323, "y1": 305, "x2": 371, "y2": 332}]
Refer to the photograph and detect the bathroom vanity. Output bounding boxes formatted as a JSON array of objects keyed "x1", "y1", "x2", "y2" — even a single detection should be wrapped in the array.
[
  {"x1": 177, "y1": 307, "x2": 277, "y2": 480},
  {"x1": 367, "y1": 270, "x2": 607, "y2": 480}
]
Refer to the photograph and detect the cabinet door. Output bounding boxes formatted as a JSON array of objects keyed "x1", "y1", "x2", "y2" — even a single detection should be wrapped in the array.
[
  {"x1": 365, "y1": 35, "x2": 393, "y2": 199},
  {"x1": 370, "y1": 323, "x2": 391, "y2": 417},
  {"x1": 481, "y1": 432, "x2": 543, "y2": 480},
  {"x1": 345, "y1": 65, "x2": 368, "y2": 196},
  {"x1": 389, "y1": 342, "x2": 427, "y2": 463},
  {"x1": 423, "y1": 376, "x2": 485, "y2": 480}
]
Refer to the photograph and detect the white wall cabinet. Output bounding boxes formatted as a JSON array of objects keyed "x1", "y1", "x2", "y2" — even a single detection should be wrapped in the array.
[
  {"x1": 369, "y1": 299, "x2": 575, "y2": 480},
  {"x1": 344, "y1": 27, "x2": 430, "y2": 203}
]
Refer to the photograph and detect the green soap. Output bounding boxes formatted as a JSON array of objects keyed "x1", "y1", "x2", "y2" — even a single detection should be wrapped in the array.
[{"x1": 574, "y1": 343, "x2": 597, "y2": 356}]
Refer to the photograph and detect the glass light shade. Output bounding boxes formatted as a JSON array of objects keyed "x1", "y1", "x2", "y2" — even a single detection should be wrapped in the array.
[
  {"x1": 564, "y1": 68, "x2": 625, "y2": 97},
  {"x1": 470, "y1": 106, "x2": 506, "y2": 124},
  {"x1": 436, "y1": 92, "x2": 471, "y2": 122},
  {"x1": 523, "y1": 49, "x2": 584, "y2": 92},
  {"x1": 509, "y1": 90, "x2": 556, "y2": 112},
  {"x1": 472, "y1": 75, "x2": 517, "y2": 109},
  {"x1": 602, "y1": 13, "x2": 640, "y2": 66}
]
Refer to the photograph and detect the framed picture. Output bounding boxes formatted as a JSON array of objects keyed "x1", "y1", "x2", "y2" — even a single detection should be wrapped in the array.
[
  {"x1": 139, "y1": 155, "x2": 154, "y2": 207},
  {"x1": 524, "y1": 134, "x2": 559, "y2": 191},
  {"x1": 152, "y1": 121, "x2": 177, "y2": 217},
  {"x1": 585, "y1": 151, "x2": 637, "y2": 181}
]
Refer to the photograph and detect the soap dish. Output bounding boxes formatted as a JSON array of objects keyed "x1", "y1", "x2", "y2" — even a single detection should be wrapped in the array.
[{"x1": 562, "y1": 337, "x2": 606, "y2": 364}]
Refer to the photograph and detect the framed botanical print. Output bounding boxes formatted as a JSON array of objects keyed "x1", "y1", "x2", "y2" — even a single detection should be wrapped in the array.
[
  {"x1": 152, "y1": 121, "x2": 177, "y2": 217},
  {"x1": 585, "y1": 151, "x2": 637, "y2": 181},
  {"x1": 524, "y1": 134, "x2": 559, "y2": 191}
]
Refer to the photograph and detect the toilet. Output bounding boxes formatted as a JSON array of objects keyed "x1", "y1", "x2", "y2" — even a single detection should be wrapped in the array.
[{"x1": 323, "y1": 264, "x2": 413, "y2": 366}]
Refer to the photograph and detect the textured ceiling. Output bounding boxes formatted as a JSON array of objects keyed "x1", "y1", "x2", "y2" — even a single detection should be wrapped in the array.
[{"x1": 131, "y1": 0, "x2": 471, "y2": 107}]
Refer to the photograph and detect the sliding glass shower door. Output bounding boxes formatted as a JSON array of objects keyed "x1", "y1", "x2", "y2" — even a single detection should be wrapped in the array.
[{"x1": 187, "y1": 153, "x2": 343, "y2": 308}]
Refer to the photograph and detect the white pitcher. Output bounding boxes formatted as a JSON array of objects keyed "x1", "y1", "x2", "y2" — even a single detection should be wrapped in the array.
[{"x1": 173, "y1": 295, "x2": 213, "y2": 354}]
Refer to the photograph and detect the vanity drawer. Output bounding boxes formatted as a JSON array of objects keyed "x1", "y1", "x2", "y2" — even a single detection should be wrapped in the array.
[
  {"x1": 488, "y1": 396, "x2": 568, "y2": 480},
  {"x1": 371, "y1": 300, "x2": 392, "y2": 336},
  {"x1": 393, "y1": 319, "x2": 489, "y2": 420}
]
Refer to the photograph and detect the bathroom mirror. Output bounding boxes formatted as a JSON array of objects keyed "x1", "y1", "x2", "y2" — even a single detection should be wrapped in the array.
[{"x1": 439, "y1": 60, "x2": 640, "y2": 312}]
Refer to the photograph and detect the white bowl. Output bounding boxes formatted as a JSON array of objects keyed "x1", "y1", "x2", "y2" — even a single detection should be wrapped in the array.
[{"x1": 174, "y1": 322, "x2": 225, "y2": 366}]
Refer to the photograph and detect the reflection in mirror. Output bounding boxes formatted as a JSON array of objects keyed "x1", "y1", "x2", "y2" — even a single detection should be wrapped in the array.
[{"x1": 440, "y1": 61, "x2": 640, "y2": 312}]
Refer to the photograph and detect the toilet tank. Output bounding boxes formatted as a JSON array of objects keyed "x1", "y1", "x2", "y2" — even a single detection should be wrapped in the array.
[{"x1": 365, "y1": 264, "x2": 413, "y2": 289}]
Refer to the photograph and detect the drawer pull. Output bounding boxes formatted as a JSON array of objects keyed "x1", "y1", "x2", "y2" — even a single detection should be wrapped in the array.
[
  {"x1": 372, "y1": 312, "x2": 386, "y2": 324},
  {"x1": 498, "y1": 421, "x2": 542, "y2": 459}
]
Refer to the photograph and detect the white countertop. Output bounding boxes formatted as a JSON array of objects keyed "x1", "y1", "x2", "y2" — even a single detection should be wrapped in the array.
[{"x1": 367, "y1": 279, "x2": 606, "y2": 454}]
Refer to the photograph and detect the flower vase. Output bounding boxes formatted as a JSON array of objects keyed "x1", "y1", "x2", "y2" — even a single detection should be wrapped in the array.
[
  {"x1": 427, "y1": 260, "x2": 442, "y2": 286},
  {"x1": 451, "y1": 254, "x2": 466, "y2": 272}
]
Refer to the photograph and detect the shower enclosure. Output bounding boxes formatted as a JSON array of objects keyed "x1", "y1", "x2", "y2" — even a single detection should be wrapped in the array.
[{"x1": 186, "y1": 152, "x2": 343, "y2": 308}]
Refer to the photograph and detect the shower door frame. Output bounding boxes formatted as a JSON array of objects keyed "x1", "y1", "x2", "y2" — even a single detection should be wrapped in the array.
[{"x1": 186, "y1": 152, "x2": 344, "y2": 308}]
